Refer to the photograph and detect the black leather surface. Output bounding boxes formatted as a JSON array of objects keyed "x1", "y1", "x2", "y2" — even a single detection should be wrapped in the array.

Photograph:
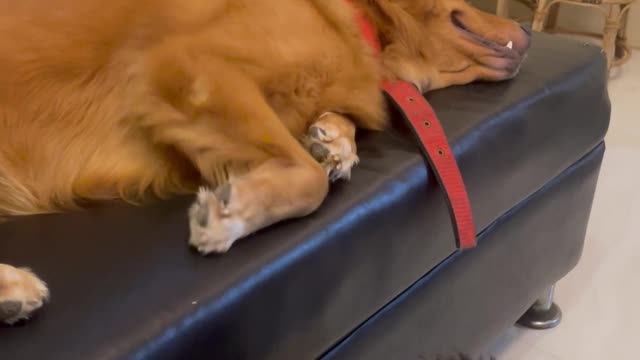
[
  {"x1": 323, "y1": 143, "x2": 605, "y2": 359},
  {"x1": 0, "y1": 32, "x2": 609, "y2": 359}
]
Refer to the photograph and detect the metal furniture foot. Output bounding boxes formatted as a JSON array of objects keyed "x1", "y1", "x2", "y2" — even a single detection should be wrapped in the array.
[{"x1": 517, "y1": 285, "x2": 562, "y2": 330}]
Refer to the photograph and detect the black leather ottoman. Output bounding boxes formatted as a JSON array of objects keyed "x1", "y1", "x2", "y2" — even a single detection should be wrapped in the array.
[{"x1": 0, "y1": 32, "x2": 609, "y2": 359}]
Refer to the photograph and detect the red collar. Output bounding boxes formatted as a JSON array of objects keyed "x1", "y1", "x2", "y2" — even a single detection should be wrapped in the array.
[
  {"x1": 344, "y1": 0, "x2": 381, "y2": 54},
  {"x1": 342, "y1": 0, "x2": 477, "y2": 251}
]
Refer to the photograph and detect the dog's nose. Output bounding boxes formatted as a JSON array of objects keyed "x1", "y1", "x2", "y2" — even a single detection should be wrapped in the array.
[{"x1": 520, "y1": 24, "x2": 532, "y2": 37}]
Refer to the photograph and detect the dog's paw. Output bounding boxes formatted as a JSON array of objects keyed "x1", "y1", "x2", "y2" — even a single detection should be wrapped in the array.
[
  {"x1": 0, "y1": 265, "x2": 49, "y2": 325},
  {"x1": 304, "y1": 113, "x2": 358, "y2": 182},
  {"x1": 188, "y1": 185, "x2": 246, "y2": 255}
]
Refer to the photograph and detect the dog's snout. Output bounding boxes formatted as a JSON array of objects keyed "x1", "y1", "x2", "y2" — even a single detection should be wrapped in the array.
[
  {"x1": 508, "y1": 22, "x2": 532, "y2": 55},
  {"x1": 520, "y1": 24, "x2": 532, "y2": 37}
]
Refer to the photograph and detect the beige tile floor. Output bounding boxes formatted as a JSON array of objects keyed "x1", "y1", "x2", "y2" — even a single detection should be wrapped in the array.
[{"x1": 488, "y1": 51, "x2": 640, "y2": 359}]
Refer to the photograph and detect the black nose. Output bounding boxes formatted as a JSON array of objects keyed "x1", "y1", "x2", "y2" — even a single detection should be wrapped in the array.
[{"x1": 520, "y1": 24, "x2": 532, "y2": 37}]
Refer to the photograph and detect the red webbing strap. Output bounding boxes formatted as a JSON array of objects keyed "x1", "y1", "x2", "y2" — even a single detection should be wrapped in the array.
[
  {"x1": 346, "y1": 0, "x2": 476, "y2": 249},
  {"x1": 381, "y1": 81, "x2": 476, "y2": 249}
]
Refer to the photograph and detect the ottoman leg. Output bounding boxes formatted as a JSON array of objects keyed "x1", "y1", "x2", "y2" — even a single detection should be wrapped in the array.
[{"x1": 517, "y1": 284, "x2": 562, "y2": 330}]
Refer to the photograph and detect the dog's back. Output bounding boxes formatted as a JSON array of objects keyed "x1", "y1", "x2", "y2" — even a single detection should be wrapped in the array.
[
  {"x1": 0, "y1": 0, "x2": 383, "y2": 216},
  {"x1": 0, "y1": 0, "x2": 175, "y2": 214}
]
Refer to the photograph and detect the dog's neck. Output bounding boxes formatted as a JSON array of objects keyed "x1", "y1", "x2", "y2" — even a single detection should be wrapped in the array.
[
  {"x1": 346, "y1": 0, "x2": 427, "y2": 90},
  {"x1": 345, "y1": 0, "x2": 381, "y2": 54},
  {"x1": 344, "y1": 0, "x2": 400, "y2": 78},
  {"x1": 346, "y1": 0, "x2": 404, "y2": 48}
]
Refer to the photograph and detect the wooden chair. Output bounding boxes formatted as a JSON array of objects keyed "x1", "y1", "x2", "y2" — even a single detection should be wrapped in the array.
[{"x1": 496, "y1": 0, "x2": 636, "y2": 69}]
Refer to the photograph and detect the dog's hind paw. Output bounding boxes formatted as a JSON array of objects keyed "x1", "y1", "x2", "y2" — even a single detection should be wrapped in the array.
[
  {"x1": 0, "y1": 265, "x2": 49, "y2": 325},
  {"x1": 304, "y1": 112, "x2": 359, "y2": 182},
  {"x1": 188, "y1": 186, "x2": 246, "y2": 255}
]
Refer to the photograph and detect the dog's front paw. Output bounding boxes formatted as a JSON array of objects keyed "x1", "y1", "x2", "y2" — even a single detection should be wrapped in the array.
[
  {"x1": 0, "y1": 265, "x2": 49, "y2": 324},
  {"x1": 304, "y1": 113, "x2": 359, "y2": 181},
  {"x1": 188, "y1": 185, "x2": 246, "y2": 255}
]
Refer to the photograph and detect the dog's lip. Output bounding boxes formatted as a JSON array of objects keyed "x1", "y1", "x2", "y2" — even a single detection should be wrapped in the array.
[{"x1": 450, "y1": 12, "x2": 517, "y2": 57}]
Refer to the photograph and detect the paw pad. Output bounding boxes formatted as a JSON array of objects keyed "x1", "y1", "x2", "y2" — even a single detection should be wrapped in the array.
[{"x1": 0, "y1": 300, "x2": 22, "y2": 321}]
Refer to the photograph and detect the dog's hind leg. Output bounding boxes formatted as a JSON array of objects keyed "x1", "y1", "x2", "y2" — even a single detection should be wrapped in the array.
[
  {"x1": 141, "y1": 52, "x2": 329, "y2": 254},
  {"x1": 0, "y1": 264, "x2": 49, "y2": 324}
]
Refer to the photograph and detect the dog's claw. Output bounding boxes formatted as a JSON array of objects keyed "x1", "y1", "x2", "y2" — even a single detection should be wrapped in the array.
[
  {"x1": 195, "y1": 201, "x2": 209, "y2": 227},
  {"x1": 214, "y1": 183, "x2": 232, "y2": 207},
  {"x1": 329, "y1": 169, "x2": 341, "y2": 182}
]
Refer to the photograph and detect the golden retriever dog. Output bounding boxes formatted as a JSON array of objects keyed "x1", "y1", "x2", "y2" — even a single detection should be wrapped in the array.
[{"x1": 0, "y1": 0, "x2": 530, "y2": 324}]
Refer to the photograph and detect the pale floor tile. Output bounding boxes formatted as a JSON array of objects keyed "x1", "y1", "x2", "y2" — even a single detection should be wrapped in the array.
[{"x1": 489, "y1": 51, "x2": 640, "y2": 360}]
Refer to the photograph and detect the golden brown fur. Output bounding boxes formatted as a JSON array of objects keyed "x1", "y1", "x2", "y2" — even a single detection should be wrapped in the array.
[
  {"x1": 0, "y1": 0, "x2": 530, "y2": 323},
  {"x1": 0, "y1": 0, "x2": 383, "y2": 214}
]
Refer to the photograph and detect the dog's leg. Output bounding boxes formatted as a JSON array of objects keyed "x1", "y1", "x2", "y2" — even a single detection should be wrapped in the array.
[
  {"x1": 304, "y1": 112, "x2": 359, "y2": 182},
  {"x1": 188, "y1": 153, "x2": 328, "y2": 253},
  {"x1": 0, "y1": 264, "x2": 49, "y2": 324},
  {"x1": 142, "y1": 53, "x2": 329, "y2": 254},
  {"x1": 186, "y1": 125, "x2": 329, "y2": 254}
]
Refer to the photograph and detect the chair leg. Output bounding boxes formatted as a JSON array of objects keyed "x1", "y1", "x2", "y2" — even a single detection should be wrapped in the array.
[
  {"x1": 532, "y1": 0, "x2": 551, "y2": 32},
  {"x1": 618, "y1": 6, "x2": 629, "y2": 41},
  {"x1": 517, "y1": 284, "x2": 562, "y2": 330},
  {"x1": 603, "y1": 4, "x2": 622, "y2": 69},
  {"x1": 497, "y1": 0, "x2": 510, "y2": 18},
  {"x1": 546, "y1": 3, "x2": 560, "y2": 30},
  {"x1": 612, "y1": 5, "x2": 633, "y2": 67}
]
